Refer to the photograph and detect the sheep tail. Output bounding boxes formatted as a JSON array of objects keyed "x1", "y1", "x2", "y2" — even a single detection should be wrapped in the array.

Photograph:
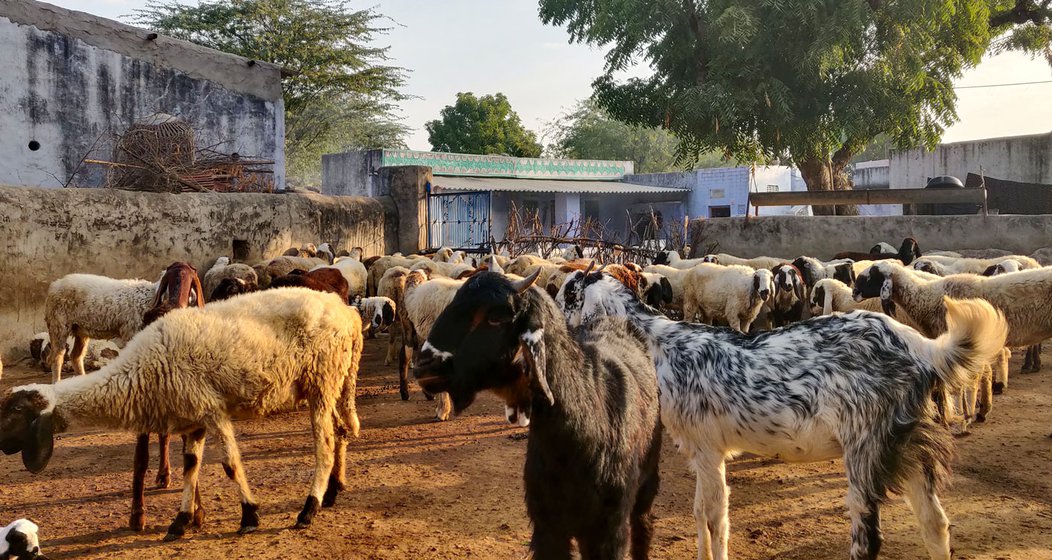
[{"x1": 924, "y1": 296, "x2": 1008, "y2": 393}]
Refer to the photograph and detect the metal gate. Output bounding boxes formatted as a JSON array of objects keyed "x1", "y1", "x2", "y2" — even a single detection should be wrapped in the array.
[{"x1": 427, "y1": 190, "x2": 491, "y2": 249}]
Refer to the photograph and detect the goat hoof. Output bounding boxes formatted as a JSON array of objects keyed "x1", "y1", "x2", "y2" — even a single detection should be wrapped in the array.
[
  {"x1": 191, "y1": 508, "x2": 206, "y2": 529},
  {"x1": 399, "y1": 388, "x2": 410, "y2": 401},
  {"x1": 974, "y1": 413, "x2": 987, "y2": 423},
  {"x1": 236, "y1": 524, "x2": 258, "y2": 535},
  {"x1": 164, "y1": 511, "x2": 192, "y2": 541},
  {"x1": 992, "y1": 382, "x2": 1004, "y2": 395},
  {"x1": 322, "y1": 477, "x2": 344, "y2": 508},
  {"x1": 156, "y1": 474, "x2": 171, "y2": 489},
  {"x1": 162, "y1": 532, "x2": 183, "y2": 542},
  {"x1": 295, "y1": 496, "x2": 320, "y2": 528},
  {"x1": 129, "y1": 513, "x2": 146, "y2": 532}
]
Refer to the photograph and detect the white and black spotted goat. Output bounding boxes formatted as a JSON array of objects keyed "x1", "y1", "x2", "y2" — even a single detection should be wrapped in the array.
[
  {"x1": 413, "y1": 269, "x2": 663, "y2": 559},
  {"x1": 557, "y1": 268, "x2": 1007, "y2": 560}
]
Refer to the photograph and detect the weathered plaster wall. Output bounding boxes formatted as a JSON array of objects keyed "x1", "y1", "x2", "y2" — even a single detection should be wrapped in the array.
[
  {"x1": 0, "y1": 1, "x2": 285, "y2": 189},
  {"x1": 890, "y1": 133, "x2": 1052, "y2": 189},
  {"x1": 0, "y1": 185, "x2": 394, "y2": 361},
  {"x1": 688, "y1": 215, "x2": 1052, "y2": 260},
  {"x1": 322, "y1": 150, "x2": 383, "y2": 197}
]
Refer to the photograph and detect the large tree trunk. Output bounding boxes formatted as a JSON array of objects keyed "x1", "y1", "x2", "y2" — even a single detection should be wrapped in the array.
[{"x1": 797, "y1": 154, "x2": 859, "y2": 216}]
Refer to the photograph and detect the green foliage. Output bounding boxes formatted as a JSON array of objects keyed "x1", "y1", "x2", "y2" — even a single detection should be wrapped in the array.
[
  {"x1": 539, "y1": 0, "x2": 1050, "y2": 191},
  {"x1": 133, "y1": 0, "x2": 408, "y2": 184},
  {"x1": 425, "y1": 93, "x2": 542, "y2": 157},
  {"x1": 546, "y1": 100, "x2": 730, "y2": 172}
]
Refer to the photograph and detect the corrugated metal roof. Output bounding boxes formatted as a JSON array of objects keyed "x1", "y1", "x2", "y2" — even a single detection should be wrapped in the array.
[{"x1": 431, "y1": 176, "x2": 689, "y2": 194}]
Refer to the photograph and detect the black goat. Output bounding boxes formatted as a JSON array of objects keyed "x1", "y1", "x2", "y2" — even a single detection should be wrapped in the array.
[{"x1": 413, "y1": 270, "x2": 662, "y2": 559}]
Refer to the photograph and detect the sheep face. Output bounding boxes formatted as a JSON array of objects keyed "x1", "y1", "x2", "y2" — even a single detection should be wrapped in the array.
[
  {"x1": 899, "y1": 237, "x2": 922, "y2": 264},
  {"x1": 772, "y1": 265, "x2": 803, "y2": 302},
  {"x1": 753, "y1": 269, "x2": 774, "y2": 302},
  {"x1": 0, "y1": 519, "x2": 45, "y2": 560},
  {"x1": 0, "y1": 389, "x2": 56, "y2": 474},
  {"x1": 853, "y1": 263, "x2": 895, "y2": 302},
  {"x1": 641, "y1": 274, "x2": 673, "y2": 308},
  {"x1": 209, "y1": 278, "x2": 255, "y2": 302},
  {"x1": 701, "y1": 255, "x2": 719, "y2": 264},
  {"x1": 832, "y1": 262, "x2": 855, "y2": 286},
  {"x1": 809, "y1": 284, "x2": 826, "y2": 313},
  {"x1": 413, "y1": 270, "x2": 548, "y2": 417},
  {"x1": 557, "y1": 268, "x2": 635, "y2": 329},
  {"x1": 912, "y1": 259, "x2": 943, "y2": 276}
]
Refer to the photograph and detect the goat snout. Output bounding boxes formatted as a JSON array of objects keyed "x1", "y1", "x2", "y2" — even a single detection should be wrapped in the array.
[
  {"x1": 758, "y1": 288, "x2": 771, "y2": 301},
  {"x1": 851, "y1": 288, "x2": 864, "y2": 302}
]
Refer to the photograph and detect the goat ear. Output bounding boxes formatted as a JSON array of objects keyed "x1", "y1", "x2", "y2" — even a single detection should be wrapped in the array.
[
  {"x1": 382, "y1": 302, "x2": 395, "y2": 325},
  {"x1": 22, "y1": 413, "x2": 55, "y2": 474},
  {"x1": 151, "y1": 273, "x2": 169, "y2": 309},
  {"x1": 192, "y1": 274, "x2": 205, "y2": 308},
  {"x1": 793, "y1": 273, "x2": 804, "y2": 302},
  {"x1": 879, "y1": 275, "x2": 894, "y2": 305},
  {"x1": 519, "y1": 329, "x2": 553, "y2": 406}
]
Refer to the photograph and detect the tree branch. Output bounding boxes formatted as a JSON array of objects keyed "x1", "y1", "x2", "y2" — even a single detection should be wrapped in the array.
[{"x1": 990, "y1": 0, "x2": 1052, "y2": 28}]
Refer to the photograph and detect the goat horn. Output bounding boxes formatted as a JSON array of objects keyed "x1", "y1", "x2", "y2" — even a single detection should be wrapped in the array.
[
  {"x1": 584, "y1": 261, "x2": 596, "y2": 275},
  {"x1": 596, "y1": 263, "x2": 608, "y2": 274},
  {"x1": 511, "y1": 267, "x2": 541, "y2": 294}
]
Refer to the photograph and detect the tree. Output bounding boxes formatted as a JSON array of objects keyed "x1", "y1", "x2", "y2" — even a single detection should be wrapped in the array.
[
  {"x1": 426, "y1": 93, "x2": 542, "y2": 157},
  {"x1": 133, "y1": 0, "x2": 408, "y2": 184},
  {"x1": 539, "y1": 0, "x2": 1052, "y2": 214},
  {"x1": 546, "y1": 101, "x2": 678, "y2": 172}
]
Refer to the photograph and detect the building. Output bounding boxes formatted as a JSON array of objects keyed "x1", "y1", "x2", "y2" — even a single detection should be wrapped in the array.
[
  {"x1": 0, "y1": 0, "x2": 286, "y2": 188},
  {"x1": 624, "y1": 166, "x2": 812, "y2": 218}
]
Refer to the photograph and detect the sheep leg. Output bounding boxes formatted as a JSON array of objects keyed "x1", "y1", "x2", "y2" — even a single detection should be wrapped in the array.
[
  {"x1": 156, "y1": 434, "x2": 171, "y2": 488},
  {"x1": 398, "y1": 342, "x2": 412, "y2": 401},
  {"x1": 991, "y1": 348, "x2": 1009, "y2": 394},
  {"x1": 296, "y1": 403, "x2": 336, "y2": 529},
  {"x1": 324, "y1": 374, "x2": 360, "y2": 508},
  {"x1": 48, "y1": 332, "x2": 67, "y2": 384},
  {"x1": 213, "y1": 417, "x2": 259, "y2": 535},
  {"x1": 435, "y1": 392, "x2": 452, "y2": 421},
  {"x1": 902, "y1": 471, "x2": 951, "y2": 560},
  {"x1": 691, "y1": 454, "x2": 728, "y2": 560},
  {"x1": 69, "y1": 335, "x2": 90, "y2": 377},
  {"x1": 845, "y1": 487, "x2": 883, "y2": 560},
  {"x1": 529, "y1": 521, "x2": 572, "y2": 560},
  {"x1": 130, "y1": 433, "x2": 149, "y2": 531},
  {"x1": 384, "y1": 322, "x2": 402, "y2": 366},
  {"x1": 164, "y1": 428, "x2": 206, "y2": 541},
  {"x1": 1032, "y1": 343, "x2": 1043, "y2": 373},
  {"x1": 976, "y1": 364, "x2": 993, "y2": 422},
  {"x1": 727, "y1": 316, "x2": 743, "y2": 334}
]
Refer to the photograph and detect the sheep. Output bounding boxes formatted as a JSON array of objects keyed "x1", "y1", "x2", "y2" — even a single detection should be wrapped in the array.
[
  {"x1": 43, "y1": 274, "x2": 157, "y2": 383},
  {"x1": 705, "y1": 253, "x2": 785, "y2": 270},
  {"x1": 769, "y1": 263, "x2": 806, "y2": 327},
  {"x1": 681, "y1": 263, "x2": 774, "y2": 332},
  {"x1": 311, "y1": 256, "x2": 367, "y2": 300},
  {"x1": 413, "y1": 270, "x2": 662, "y2": 559},
  {"x1": 254, "y1": 255, "x2": 327, "y2": 288},
  {"x1": 209, "y1": 277, "x2": 256, "y2": 301},
  {"x1": 912, "y1": 254, "x2": 1041, "y2": 276},
  {"x1": 351, "y1": 296, "x2": 396, "y2": 335},
  {"x1": 409, "y1": 259, "x2": 475, "y2": 279},
  {"x1": 315, "y1": 243, "x2": 335, "y2": 264},
  {"x1": 791, "y1": 256, "x2": 856, "y2": 294},
  {"x1": 0, "y1": 518, "x2": 45, "y2": 560},
  {"x1": 142, "y1": 262, "x2": 204, "y2": 326},
  {"x1": 366, "y1": 254, "x2": 420, "y2": 297},
  {"x1": 431, "y1": 247, "x2": 457, "y2": 262},
  {"x1": 378, "y1": 266, "x2": 411, "y2": 367},
  {"x1": 834, "y1": 237, "x2": 922, "y2": 265},
  {"x1": 643, "y1": 264, "x2": 692, "y2": 313},
  {"x1": 0, "y1": 288, "x2": 363, "y2": 541},
  {"x1": 29, "y1": 333, "x2": 119, "y2": 375},
  {"x1": 983, "y1": 262, "x2": 1043, "y2": 374},
  {"x1": 870, "y1": 242, "x2": 897, "y2": 254},
  {"x1": 270, "y1": 268, "x2": 350, "y2": 303},
  {"x1": 398, "y1": 270, "x2": 461, "y2": 420},
  {"x1": 557, "y1": 268, "x2": 1007, "y2": 560},
  {"x1": 652, "y1": 249, "x2": 711, "y2": 269},
  {"x1": 505, "y1": 254, "x2": 553, "y2": 276},
  {"x1": 809, "y1": 279, "x2": 926, "y2": 331},
  {"x1": 202, "y1": 257, "x2": 258, "y2": 302},
  {"x1": 855, "y1": 262, "x2": 1052, "y2": 407}
]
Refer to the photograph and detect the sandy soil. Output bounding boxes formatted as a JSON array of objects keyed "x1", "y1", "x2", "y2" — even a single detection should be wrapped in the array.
[{"x1": 1, "y1": 336, "x2": 1050, "y2": 559}]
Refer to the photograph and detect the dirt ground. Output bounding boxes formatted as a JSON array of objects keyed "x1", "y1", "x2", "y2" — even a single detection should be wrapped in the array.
[{"x1": 1, "y1": 336, "x2": 1051, "y2": 560}]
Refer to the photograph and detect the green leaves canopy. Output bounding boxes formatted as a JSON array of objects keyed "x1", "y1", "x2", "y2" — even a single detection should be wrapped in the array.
[
  {"x1": 133, "y1": 0, "x2": 409, "y2": 184},
  {"x1": 426, "y1": 93, "x2": 543, "y2": 157}
]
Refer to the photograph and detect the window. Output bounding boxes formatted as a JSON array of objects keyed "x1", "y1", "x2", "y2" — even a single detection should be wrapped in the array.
[
  {"x1": 710, "y1": 189, "x2": 726, "y2": 199},
  {"x1": 709, "y1": 206, "x2": 731, "y2": 218},
  {"x1": 583, "y1": 199, "x2": 600, "y2": 222},
  {"x1": 766, "y1": 184, "x2": 779, "y2": 193},
  {"x1": 523, "y1": 198, "x2": 556, "y2": 230}
]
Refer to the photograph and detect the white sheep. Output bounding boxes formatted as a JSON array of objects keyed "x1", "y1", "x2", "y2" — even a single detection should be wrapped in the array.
[
  {"x1": 856, "y1": 262, "x2": 1052, "y2": 424},
  {"x1": 643, "y1": 264, "x2": 691, "y2": 313},
  {"x1": 912, "y1": 255, "x2": 1041, "y2": 276},
  {"x1": 29, "y1": 332, "x2": 119, "y2": 374},
  {"x1": 0, "y1": 519, "x2": 44, "y2": 559},
  {"x1": 352, "y1": 296, "x2": 396, "y2": 334},
  {"x1": 366, "y1": 254, "x2": 421, "y2": 297},
  {"x1": 312, "y1": 256, "x2": 367, "y2": 300},
  {"x1": 654, "y1": 249, "x2": 719, "y2": 269},
  {"x1": 378, "y1": 266, "x2": 411, "y2": 367},
  {"x1": 44, "y1": 273, "x2": 158, "y2": 383},
  {"x1": 0, "y1": 287, "x2": 363, "y2": 540},
  {"x1": 681, "y1": 263, "x2": 774, "y2": 332},
  {"x1": 399, "y1": 271, "x2": 462, "y2": 421},
  {"x1": 202, "y1": 257, "x2": 258, "y2": 302},
  {"x1": 409, "y1": 259, "x2": 475, "y2": 279}
]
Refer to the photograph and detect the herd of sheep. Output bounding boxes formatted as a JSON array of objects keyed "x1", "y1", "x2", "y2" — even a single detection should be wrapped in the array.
[{"x1": 0, "y1": 236, "x2": 1049, "y2": 560}]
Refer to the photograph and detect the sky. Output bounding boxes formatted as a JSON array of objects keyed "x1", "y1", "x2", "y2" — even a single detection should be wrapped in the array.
[{"x1": 44, "y1": 0, "x2": 1052, "y2": 151}]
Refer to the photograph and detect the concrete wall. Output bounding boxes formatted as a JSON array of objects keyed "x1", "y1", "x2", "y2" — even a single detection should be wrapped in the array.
[
  {"x1": 322, "y1": 149, "x2": 383, "y2": 197},
  {"x1": 852, "y1": 160, "x2": 891, "y2": 189},
  {"x1": 626, "y1": 166, "x2": 805, "y2": 218},
  {"x1": 688, "y1": 214, "x2": 1052, "y2": 260},
  {"x1": 890, "y1": 132, "x2": 1052, "y2": 189},
  {"x1": 0, "y1": 185, "x2": 396, "y2": 361},
  {"x1": 0, "y1": 1, "x2": 285, "y2": 189},
  {"x1": 376, "y1": 166, "x2": 430, "y2": 254}
]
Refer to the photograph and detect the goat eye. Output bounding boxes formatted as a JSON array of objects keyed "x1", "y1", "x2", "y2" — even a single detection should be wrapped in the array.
[{"x1": 487, "y1": 309, "x2": 513, "y2": 325}]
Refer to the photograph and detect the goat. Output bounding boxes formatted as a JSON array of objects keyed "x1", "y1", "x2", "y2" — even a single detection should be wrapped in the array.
[
  {"x1": 413, "y1": 269, "x2": 662, "y2": 559},
  {"x1": 834, "y1": 237, "x2": 922, "y2": 265},
  {"x1": 558, "y1": 269, "x2": 1006, "y2": 560}
]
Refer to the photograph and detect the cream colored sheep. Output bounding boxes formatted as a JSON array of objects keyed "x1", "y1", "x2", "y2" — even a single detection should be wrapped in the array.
[
  {"x1": 44, "y1": 273, "x2": 158, "y2": 383},
  {"x1": 254, "y1": 255, "x2": 327, "y2": 288},
  {"x1": 1, "y1": 287, "x2": 362, "y2": 540},
  {"x1": 409, "y1": 259, "x2": 475, "y2": 279},
  {"x1": 312, "y1": 256, "x2": 367, "y2": 300},
  {"x1": 367, "y1": 254, "x2": 420, "y2": 297},
  {"x1": 643, "y1": 264, "x2": 691, "y2": 312},
  {"x1": 202, "y1": 257, "x2": 258, "y2": 301},
  {"x1": 681, "y1": 264, "x2": 774, "y2": 332},
  {"x1": 378, "y1": 266, "x2": 411, "y2": 368},
  {"x1": 912, "y1": 254, "x2": 1040, "y2": 276}
]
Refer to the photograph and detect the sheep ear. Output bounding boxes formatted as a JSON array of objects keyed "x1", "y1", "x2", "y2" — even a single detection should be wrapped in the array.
[
  {"x1": 793, "y1": 274, "x2": 804, "y2": 302},
  {"x1": 22, "y1": 413, "x2": 55, "y2": 474},
  {"x1": 519, "y1": 329, "x2": 553, "y2": 406},
  {"x1": 660, "y1": 277, "x2": 673, "y2": 303},
  {"x1": 879, "y1": 275, "x2": 893, "y2": 302},
  {"x1": 382, "y1": 301, "x2": 395, "y2": 326}
]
